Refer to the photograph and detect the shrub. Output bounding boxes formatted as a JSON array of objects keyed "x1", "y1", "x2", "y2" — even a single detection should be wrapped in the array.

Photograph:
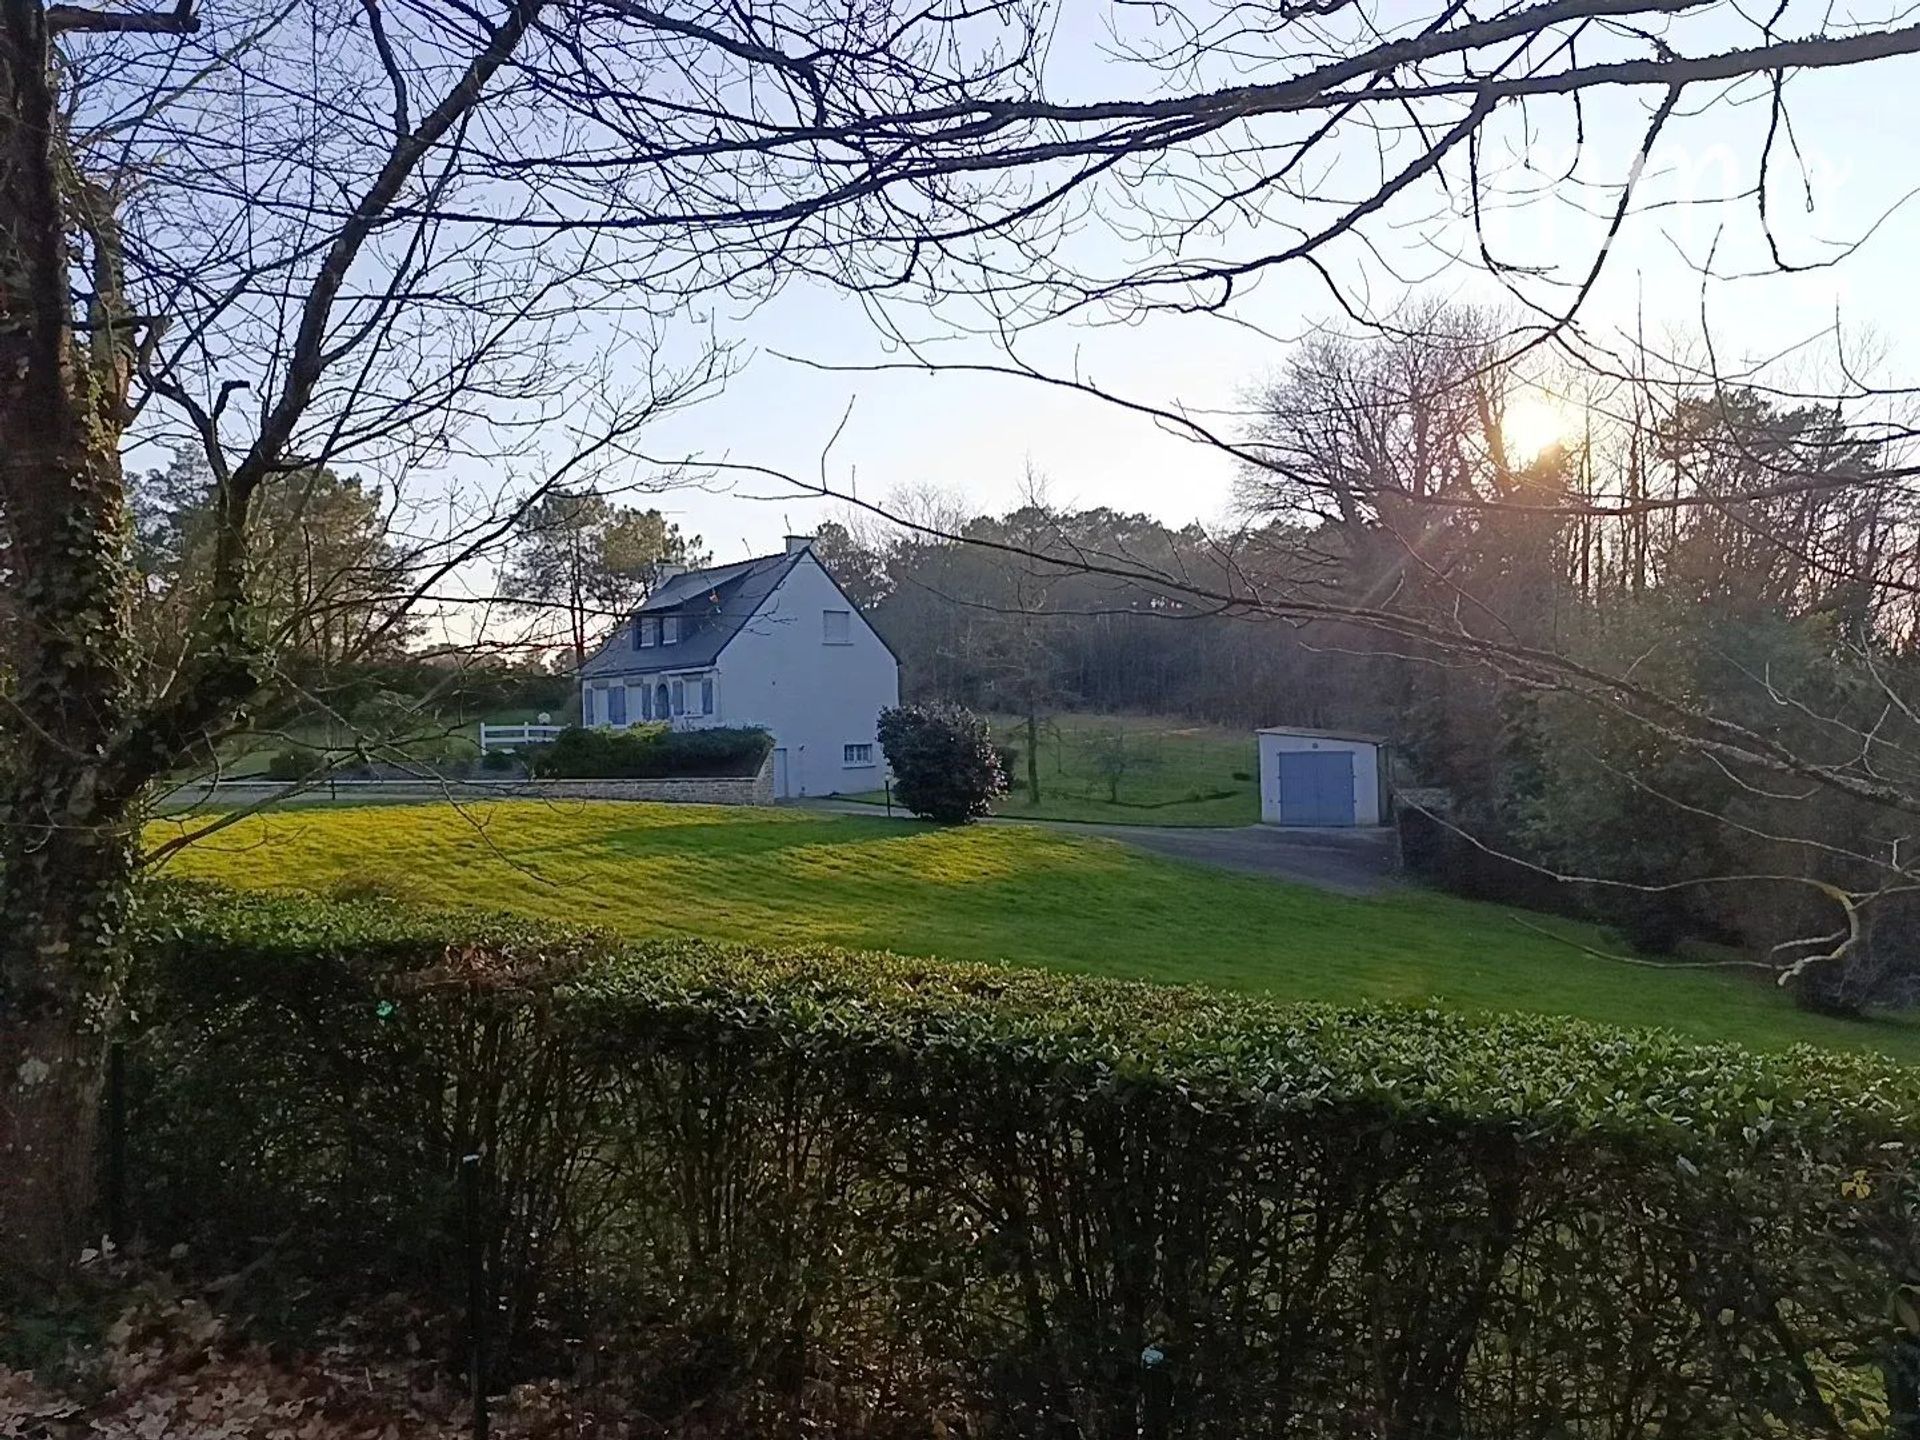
[
  {"x1": 479, "y1": 747, "x2": 516, "y2": 773},
  {"x1": 263, "y1": 744, "x2": 324, "y2": 782},
  {"x1": 993, "y1": 743, "x2": 1021, "y2": 783},
  {"x1": 877, "y1": 703, "x2": 1005, "y2": 822},
  {"x1": 524, "y1": 724, "x2": 771, "y2": 779},
  {"x1": 123, "y1": 882, "x2": 1920, "y2": 1437}
]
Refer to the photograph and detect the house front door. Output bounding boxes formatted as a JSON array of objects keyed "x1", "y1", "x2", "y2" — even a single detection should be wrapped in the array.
[{"x1": 772, "y1": 747, "x2": 790, "y2": 799}]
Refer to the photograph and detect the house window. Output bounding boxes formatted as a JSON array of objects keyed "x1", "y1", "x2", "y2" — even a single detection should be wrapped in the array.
[
  {"x1": 655, "y1": 682, "x2": 669, "y2": 718},
  {"x1": 662, "y1": 615, "x2": 682, "y2": 644},
  {"x1": 607, "y1": 683, "x2": 628, "y2": 727},
  {"x1": 671, "y1": 679, "x2": 685, "y2": 715},
  {"x1": 823, "y1": 609, "x2": 851, "y2": 644},
  {"x1": 582, "y1": 687, "x2": 596, "y2": 727},
  {"x1": 700, "y1": 677, "x2": 715, "y2": 716},
  {"x1": 640, "y1": 683, "x2": 653, "y2": 721},
  {"x1": 843, "y1": 743, "x2": 874, "y2": 767},
  {"x1": 639, "y1": 617, "x2": 659, "y2": 647}
]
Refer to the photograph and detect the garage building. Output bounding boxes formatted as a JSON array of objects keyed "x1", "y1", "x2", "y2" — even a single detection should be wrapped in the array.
[{"x1": 1257, "y1": 727, "x2": 1390, "y2": 828}]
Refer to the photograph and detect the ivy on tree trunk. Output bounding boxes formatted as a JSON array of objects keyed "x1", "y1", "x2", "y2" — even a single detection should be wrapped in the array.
[
  {"x1": 0, "y1": 0, "x2": 537, "y2": 1276},
  {"x1": 0, "y1": 0, "x2": 140, "y2": 1275},
  {"x1": 0, "y1": 0, "x2": 221, "y2": 1276}
]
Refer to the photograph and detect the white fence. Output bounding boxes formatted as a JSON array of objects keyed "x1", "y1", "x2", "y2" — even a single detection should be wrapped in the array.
[{"x1": 478, "y1": 722, "x2": 567, "y2": 752}]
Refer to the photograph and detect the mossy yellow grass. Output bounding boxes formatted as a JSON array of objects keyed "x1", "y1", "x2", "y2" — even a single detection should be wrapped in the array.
[{"x1": 153, "y1": 799, "x2": 1920, "y2": 1059}]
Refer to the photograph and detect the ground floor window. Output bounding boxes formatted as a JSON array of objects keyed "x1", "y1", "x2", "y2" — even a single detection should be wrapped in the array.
[{"x1": 843, "y1": 742, "x2": 874, "y2": 766}]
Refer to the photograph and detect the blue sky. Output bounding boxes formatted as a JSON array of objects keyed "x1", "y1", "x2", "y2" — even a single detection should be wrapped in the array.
[{"x1": 513, "y1": 2, "x2": 1920, "y2": 566}]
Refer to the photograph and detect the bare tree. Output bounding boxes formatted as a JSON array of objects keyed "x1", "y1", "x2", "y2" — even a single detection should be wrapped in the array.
[
  {"x1": 3, "y1": 0, "x2": 1053, "y2": 1271},
  {"x1": 973, "y1": 472, "x2": 1066, "y2": 805},
  {"x1": 9, "y1": 0, "x2": 1920, "y2": 1276}
]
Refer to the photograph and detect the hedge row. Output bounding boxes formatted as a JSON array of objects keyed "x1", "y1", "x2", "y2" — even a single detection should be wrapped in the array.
[
  {"x1": 125, "y1": 883, "x2": 1920, "y2": 1437},
  {"x1": 524, "y1": 723, "x2": 772, "y2": 779}
]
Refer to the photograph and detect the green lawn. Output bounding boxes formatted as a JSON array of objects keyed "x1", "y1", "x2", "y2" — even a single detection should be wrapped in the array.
[
  {"x1": 848, "y1": 712, "x2": 1263, "y2": 826},
  {"x1": 150, "y1": 799, "x2": 1920, "y2": 1059}
]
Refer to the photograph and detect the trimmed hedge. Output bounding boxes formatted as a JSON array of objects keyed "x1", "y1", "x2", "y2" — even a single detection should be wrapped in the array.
[
  {"x1": 125, "y1": 883, "x2": 1920, "y2": 1436},
  {"x1": 523, "y1": 723, "x2": 771, "y2": 779}
]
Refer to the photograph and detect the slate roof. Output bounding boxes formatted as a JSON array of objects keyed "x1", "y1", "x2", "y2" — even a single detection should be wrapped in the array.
[{"x1": 577, "y1": 550, "x2": 804, "y2": 679}]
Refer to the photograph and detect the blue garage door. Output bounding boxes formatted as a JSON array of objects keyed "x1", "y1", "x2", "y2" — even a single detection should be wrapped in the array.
[{"x1": 1277, "y1": 750, "x2": 1355, "y2": 826}]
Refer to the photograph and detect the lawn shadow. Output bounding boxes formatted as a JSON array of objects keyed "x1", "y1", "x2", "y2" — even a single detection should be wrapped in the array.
[{"x1": 503, "y1": 811, "x2": 925, "y2": 865}]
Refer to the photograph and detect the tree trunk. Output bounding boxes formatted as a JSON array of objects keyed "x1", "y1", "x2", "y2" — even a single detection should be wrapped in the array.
[
  {"x1": 1026, "y1": 708, "x2": 1041, "y2": 804},
  {"x1": 0, "y1": 818, "x2": 140, "y2": 1276},
  {"x1": 0, "y1": 0, "x2": 142, "y2": 1277},
  {"x1": 0, "y1": 430, "x2": 143, "y2": 1275},
  {"x1": 569, "y1": 538, "x2": 587, "y2": 670}
]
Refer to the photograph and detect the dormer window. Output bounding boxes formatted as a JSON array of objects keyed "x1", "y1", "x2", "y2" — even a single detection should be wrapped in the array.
[
  {"x1": 638, "y1": 617, "x2": 659, "y2": 648},
  {"x1": 662, "y1": 615, "x2": 682, "y2": 644}
]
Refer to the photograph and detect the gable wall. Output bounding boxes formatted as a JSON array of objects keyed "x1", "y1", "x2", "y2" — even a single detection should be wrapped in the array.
[{"x1": 715, "y1": 555, "x2": 899, "y2": 796}]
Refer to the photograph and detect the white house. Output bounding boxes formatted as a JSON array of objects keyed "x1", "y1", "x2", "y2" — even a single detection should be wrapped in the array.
[
  {"x1": 576, "y1": 536, "x2": 899, "y2": 799},
  {"x1": 1257, "y1": 727, "x2": 1390, "y2": 828}
]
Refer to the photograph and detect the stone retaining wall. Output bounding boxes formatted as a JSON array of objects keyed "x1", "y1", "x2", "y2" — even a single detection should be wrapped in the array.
[{"x1": 515, "y1": 765, "x2": 773, "y2": 806}]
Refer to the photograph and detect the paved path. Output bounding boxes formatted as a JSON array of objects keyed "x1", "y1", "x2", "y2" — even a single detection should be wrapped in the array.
[{"x1": 801, "y1": 800, "x2": 1398, "y2": 895}]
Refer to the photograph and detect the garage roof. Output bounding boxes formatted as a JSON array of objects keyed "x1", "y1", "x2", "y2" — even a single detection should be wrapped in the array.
[{"x1": 1255, "y1": 726, "x2": 1389, "y2": 745}]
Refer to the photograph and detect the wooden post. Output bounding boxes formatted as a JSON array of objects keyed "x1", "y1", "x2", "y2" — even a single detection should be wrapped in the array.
[{"x1": 462, "y1": 1153, "x2": 489, "y2": 1440}]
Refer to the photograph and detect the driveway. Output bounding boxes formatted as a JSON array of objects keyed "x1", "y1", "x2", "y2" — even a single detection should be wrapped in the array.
[
  {"x1": 1067, "y1": 821, "x2": 1397, "y2": 895},
  {"x1": 802, "y1": 800, "x2": 1398, "y2": 896}
]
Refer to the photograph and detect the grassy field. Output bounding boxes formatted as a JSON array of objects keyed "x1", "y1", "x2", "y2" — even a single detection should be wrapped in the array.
[
  {"x1": 849, "y1": 712, "x2": 1263, "y2": 826},
  {"x1": 151, "y1": 799, "x2": 1920, "y2": 1059}
]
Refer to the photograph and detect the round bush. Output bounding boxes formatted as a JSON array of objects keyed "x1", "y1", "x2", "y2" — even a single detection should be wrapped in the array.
[
  {"x1": 264, "y1": 744, "x2": 324, "y2": 782},
  {"x1": 878, "y1": 703, "x2": 1006, "y2": 822}
]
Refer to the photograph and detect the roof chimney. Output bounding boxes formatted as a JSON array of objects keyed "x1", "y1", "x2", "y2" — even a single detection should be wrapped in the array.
[
  {"x1": 785, "y1": 534, "x2": 816, "y2": 556},
  {"x1": 654, "y1": 560, "x2": 687, "y2": 584}
]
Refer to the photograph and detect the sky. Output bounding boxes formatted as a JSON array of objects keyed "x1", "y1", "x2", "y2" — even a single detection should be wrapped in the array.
[{"x1": 595, "y1": 1, "x2": 1920, "y2": 567}]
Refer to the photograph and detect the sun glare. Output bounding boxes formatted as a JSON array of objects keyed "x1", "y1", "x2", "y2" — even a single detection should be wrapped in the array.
[{"x1": 1502, "y1": 395, "x2": 1574, "y2": 464}]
